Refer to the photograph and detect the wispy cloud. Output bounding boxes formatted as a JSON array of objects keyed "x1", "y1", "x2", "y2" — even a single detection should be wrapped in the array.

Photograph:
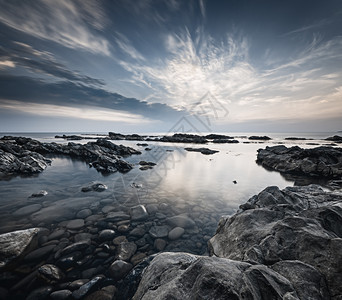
[
  {"x1": 0, "y1": 0, "x2": 110, "y2": 55},
  {"x1": 0, "y1": 99, "x2": 153, "y2": 124},
  {"x1": 117, "y1": 27, "x2": 342, "y2": 123}
]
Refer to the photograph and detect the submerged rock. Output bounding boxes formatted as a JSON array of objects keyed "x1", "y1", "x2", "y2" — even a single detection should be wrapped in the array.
[
  {"x1": 257, "y1": 145, "x2": 342, "y2": 178},
  {"x1": 248, "y1": 135, "x2": 272, "y2": 140}
]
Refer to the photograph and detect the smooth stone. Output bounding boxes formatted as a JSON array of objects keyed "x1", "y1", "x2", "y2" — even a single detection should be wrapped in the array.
[
  {"x1": 50, "y1": 289, "x2": 72, "y2": 300},
  {"x1": 166, "y1": 215, "x2": 196, "y2": 228},
  {"x1": 154, "y1": 239, "x2": 167, "y2": 251},
  {"x1": 72, "y1": 276, "x2": 104, "y2": 299},
  {"x1": 131, "y1": 252, "x2": 147, "y2": 266},
  {"x1": 84, "y1": 290, "x2": 113, "y2": 300},
  {"x1": 135, "y1": 237, "x2": 147, "y2": 247},
  {"x1": 56, "y1": 251, "x2": 83, "y2": 269},
  {"x1": 26, "y1": 286, "x2": 53, "y2": 300},
  {"x1": 68, "y1": 279, "x2": 89, "y2": 290},
  {"x1": 109, "y1": 259, "x2": 133, "y2": 281},
  {"x1": 13, "y1": 204, "x2": 42, "y2": 216},
  {"x1": 76, "y1": 209, "x2": 92, "y2": 219},
  {"x1": 146, "y1": 204, "x2": 158, "y2": 214},
  {"x1": 82, "y1": 268, "x2": 97, "y2": 279},
  {"x1": 60, "y1": 241, "x2": 90, "y2": 256},
  {"x1": 102, "y1": 206, "x2": 116, "y2": 214},
  {"x1": 0, "y1": 228, "x2": 42, "y2": 269},
  {"x1": 66, "y1": 219, "x2": 84, "y2": 230},
  {"x1": 99, "y1": 229, "x2": 116, "y2": 241},
  {"x1": 130, "y1": 205, "x2": 149, "y2": 221},
  {"x1": 105, "y1": 211, "x2": 130, "y2": 222},
  {"x1": 48, "y1": 229, "x2": 65, "y2": 241},
  {"x1": 118, "y1": 225, "x2": 129, "y2": 233},
  {"x1": 113, "y1": 236, "x2": 128, "y2": 245},
  {"x1": 168, "y1": 227, "x2": 185, "y2": 240},
  {"x1": 130, "y1": 227, "x2": 146, "y2": 237},
  {"x1": 117, "y1": 242, "x2": 137, "y2": 261},
  {"x1": 38, "y1": 264, "x2": 64, "y2": 283},
  {"x1": 24, "y1": 244, "x2": 55, "y2": 261},
  {"x1": 149, "y1": 225, "x2": 169, "y2": 238},
  {"x1": 74, "y1": 233, "x2": 92, "y2": 243}
]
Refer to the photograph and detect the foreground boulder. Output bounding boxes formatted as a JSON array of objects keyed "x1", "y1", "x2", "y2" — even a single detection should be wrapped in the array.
[
  {"x1": 209, "y1": 185, "x2": 342, "y2": 299},
  {"x1": 257, "y1": 145, "x2": 342, "y2": 178}
]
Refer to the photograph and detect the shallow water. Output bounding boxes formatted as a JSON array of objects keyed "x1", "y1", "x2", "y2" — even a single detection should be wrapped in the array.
[{"x1": 1, "y1": 132, "x2": 337, "y2": 236}]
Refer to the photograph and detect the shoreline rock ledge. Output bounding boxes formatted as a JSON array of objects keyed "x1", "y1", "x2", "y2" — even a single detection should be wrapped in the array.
[{"x1": 125, "y1": 185, "x2": 342, "y2": 299}]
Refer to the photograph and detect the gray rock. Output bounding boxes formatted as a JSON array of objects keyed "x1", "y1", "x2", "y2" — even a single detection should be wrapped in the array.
[
  {"x1": 26, "y1": 286, "x2": 53, "y2": 300},
  {"x1": 76, "y1": 209, "x2": 92, "y2": 219},
  {"x1": 117, "y1": 242, "x2": 137, "y2": 261},
  {"x1": 130, "y1": 205, "x2": 149, "y2": 221},
  {"x1": 149, "y1": 225, "x2": 169, "y2": 238},
  {"x1": 130, "y1": 227, "x2": 146, "y2": 237},
  {"x1": 133, "y1": 252, "x2": 301, "y2": 300},
  {"x1": 166, "y1": 215, "x2": 195, "y2": 228},
  {"x1": 209, "y1": 185, "x2": 342, "y2": 298},
  {"x1": 74, "y1": 233, "x2": 92, "y2": 243},
  {"x1": 109, "y1": 259, "x2": 133, "y2": 281},
  {"x1": 99, "y1": 229, "x2": 116, "y2": 241},
  {"x1": 13, "y1": 204, "x2": 42, "y2": 216},
  {"x1": 48, "y1": 229, "x2": 65, "y2": 241},
  {"x1": 154, "y1": 239, "x2": 167, "y2": 251},
  {"x1": 38, "y1": 264, "x2": 64, "y2": 283},
  {"x1": 184, "y1": 147, "x2": 219, "y2": 155},
  {"x1": 66, "y1": 219, "x2": 84, "y2": 230},
  {"x1": 168, "y1": 227, "x2": 185, "y2": 240},
  {"x1": 105, "y1": 211, "x2": 130, "y2": 222},
  {"x1": 50, "y1": 289, "x2": 72, "y2": 300},
  {"x1": 60, "y1": 241, "x2": 90, "y2": 256},
  {"x1": 24, "y1": 244, "x2": 55, "y2": 261},
  {"x1": 72, "y1": 276, "x2": 104, "y2": 299},
  {"x1": 0, "y1": 227, "x2": 43, "y2": 269}
]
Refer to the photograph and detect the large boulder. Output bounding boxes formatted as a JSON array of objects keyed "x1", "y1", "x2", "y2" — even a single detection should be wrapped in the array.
[
  {"x1": 132, "y1": 252, "x2": 328, "y2": 300},
  {"x1": 209, "y1": 185, "x2": 342, "y2": 299}
]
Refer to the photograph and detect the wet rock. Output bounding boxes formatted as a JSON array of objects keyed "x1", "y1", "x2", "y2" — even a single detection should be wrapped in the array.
[
  {"x1": 30, "y1": 190, "x2": 48, "y2": 197},
  {"x1": 66, "y1": 219, "x2": 84, "y2": 230},
  {"x1": 24, "y1": 244, "x2": 55, "y2": 261},
  {"x1": 76, "y1": 209, "x2": 92, "y2": 219},
  {"x1": 113, "y1": 236, "x2": 128, "y2": 246},
  {"x1": 0, "y1": 227, "x2": 45, "y2": 268},
  {"x1": 84, "y1": 290, "x2": 113, "y2": 300},
  {"x1": 212, "y1": 139, "x2": 239, "y2": 143},
  {"x1": 184, "y1": 147, "x2": 219, "y2": 155},
  {"x1": 133, "y1": 252, "x2": 300, "y2": 300},
  {"x1": 209, "y1": 185, "x2": 342, "y2": 298},
  {"x1": 72, "y1": 276, "x2": 104, "y2": 299},
  {"x1": 157, "y1": 133, "x2": 207, "y2": 144},
  {"x1": 154, "y1": 239, "x2": 167, "y2": 251},
  {"x1": 149, "y1": 225, "x2": 169, "y2": 238},
  {"x1": 13, "y1": 204, "x2": 42, "y2": 216},
  {"x1": 74, "y1": 233, "x2": 92, "y2": 242},
  {"x1": 130, "y1": 205, "x2": 149, "y2": 221},
  {"x1": 325, "y1": 135, "x2": 342, "y2": 143},
  {"x1": 105, "y1": 211, "x2": 130, "y2": 222},
  {"x1": 68, "y1": 279, "x2": 89, "y2": 290},
  {"x1": 109, "y1": 259, "x2": 133, "y2": 281},
  {"x1": 48, "y1": 229, "x2": 65, "y2": 241},
  {"x1": 38, "y1": 264, "x2": 64, "y2": 283},
  {"x1": 60, "y1": 241, "x2": 90, "y2": 256},
  {"x1": 130, "y1": 227, "x2": 146, "y2": 237},
  {"x1": 257, "y1": 145, "x2": 342, "y2": 178},
  {"x1": 56, "y1": 251, "x2": 83, "y2": 269},
  {"x1": 168, "y1": 227, "x2": 185, "y2": 240},
  {"x1": 50, "y1": 289, "x2": 72, "y2": 300},
  {"x1": 26, "y1": 286, "x2": 53, "y2": 300},
  {"x1": 117, "y1": 242, "x2": 137, "y2": 261},
  {"x1": 139, "y1": 161, "x2": 156, "y2": 170},
  {"x1": 131, "y1": 253, "x2": 147, "y2": 266},
  {"x1": 166, "y1": 215, "x2": 195, "y2": 228},
  {"x1": 99, "y1": 229, "x2": 116, "y2": 241},
  {"x1": 81, "y1": 183, "x2": 107, "y2": 192}
]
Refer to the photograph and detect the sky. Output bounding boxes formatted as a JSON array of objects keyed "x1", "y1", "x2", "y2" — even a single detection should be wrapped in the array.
[{"x1": 0, "y1": 0, "x2": 342, "y2": 133}]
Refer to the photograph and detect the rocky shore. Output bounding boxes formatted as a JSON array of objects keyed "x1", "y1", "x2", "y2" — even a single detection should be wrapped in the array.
[
  {"x1": 1, "y1": 185, "x2": 341, "y2": 299},
  {"x1": 257, "y1": 145, "x2": 342, "y2": 179},
  {"x1": 0, "y1": 136, "x2": 141, "y2": 178}
]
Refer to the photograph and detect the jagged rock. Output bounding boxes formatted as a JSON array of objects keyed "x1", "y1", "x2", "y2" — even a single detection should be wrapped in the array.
[
  {"x1": 37, "y1": 264, "x2": 64, "y2": 284},
  {"x1": 0, "y1": 228, "x2": 46, "y2": 269},
  {"x1": 209, "y1": 185, "x2": 342, "y2": 298},
  {"x1": 30, "y1": 190, "x2": 48, "y2": 197},
  {"x1": 132, "y1": 252, "x2": 307, "y2": 300},
  {"x1": 184, "y1": 147, "x2": 219, "y2": 155},
  {"x1": 257, "y1": 145, "x2": 342, "y2": 178}
]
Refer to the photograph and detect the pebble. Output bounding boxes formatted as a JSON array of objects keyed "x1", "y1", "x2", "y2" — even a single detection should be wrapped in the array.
[
  {"x1": 166, "y1": 215, "x2": 196, "y2": 228},
  {"x1": 60, "y1": 241, "x2": 90, "y2": 256},
  {"x1": 113, "y1": 236, "x2": 128, "y2": 245},
  {"x1": 68, "y1": 279, "x2": 89, "y2": 290},
  {"x1": 149, "y1": 225, "x2": 169, "y2": 238},
  {"x1": 117, "y1": 242, "x2": 137, "y2": 261},
  {"x1": 130, "y1": 205, "x2": 149, "y2": 220},
  {"x1": 66, "y1": 219, "x2": 85, "y2": 230},
  {"x1": 26, "y1": 286, "x2": 53, "y2": 300},
  {"x1": 72, "y1": 276, "x2": 104, "y2": 299},
  {"x1": 131, "y1": 252, "x2": 147, "y2": 265},
  {"x1": 50, "y1": 289, "x2": 72, "y2": 300},
  {"x1": 98, "y1": 229, "x2": 116, "y2": 241},
  {"x1": 48, "y1": 229, "x2": 66, "y2": 241},
  {"x1": 117, "y1": 224, "x2": 130, "y2": 233},
  {"x1": 130, "y1": 227, "x2": 146, "y2": 237},
  {"x1": 38, "y1": 264, "x2": 64, "y2": 283},
  {"x1": 24, "y1": 245, "x2": 55, "y2": 261},
  {"x1": 74, "y1": 233, "x2": 92, "y2": 242},
  {"x1": 109, "y1": 260, "x2": 133, "y2": 281},
  {"x1": 76, "y1": 209, "x2": 92, "y2": 219},
  {"x1": 30, "y1": 190, "x2": 48, "y2": 198},
  {"x1": 154, "y1": 239, "x2": 167, "y2": 251},
  {"x1": 168, "y1": 227, "x2": 185, "y2": 240},
  {"x1": 105, "y1": 211, "x2": 130, "y2": 222}
]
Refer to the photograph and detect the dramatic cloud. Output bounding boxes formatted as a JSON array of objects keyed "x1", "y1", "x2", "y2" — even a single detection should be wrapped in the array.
[{"x1": 0, "y1": 0, "x2": 110, "y2": 55}]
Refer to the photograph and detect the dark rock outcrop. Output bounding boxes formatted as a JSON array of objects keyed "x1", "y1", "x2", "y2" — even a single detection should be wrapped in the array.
[
  {"x1": 0, "y1": 136, "x2": 141, "y2": 177},
  {"x1": 184, "y1": 147, "x2": 219, "y2": 155},
  {"x1": 325, "y1": 135, "x2": 342, "y2": 143},
  {"x1": 248, "y1": 136, "x2": 272, "y2": 140},
  {"x1": 257, "y1": 145, "x2": 342, "y2": 178}
]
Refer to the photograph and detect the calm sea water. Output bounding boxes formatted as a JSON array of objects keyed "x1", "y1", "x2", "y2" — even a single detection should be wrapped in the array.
[{"x1": 0, "y1": 132, "x2": 338, "y2": 234}]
